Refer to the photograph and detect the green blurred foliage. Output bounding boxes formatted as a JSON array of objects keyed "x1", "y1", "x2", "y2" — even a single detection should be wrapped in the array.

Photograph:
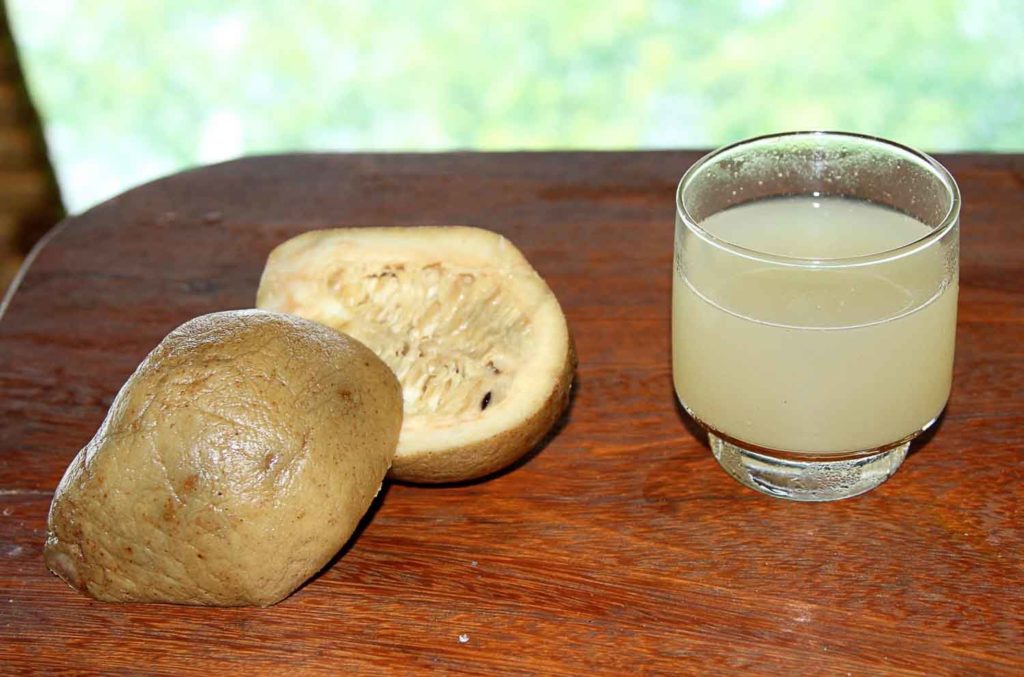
[{"x1": 8, "y1": 0, "x2": 1024, "y2": 211}]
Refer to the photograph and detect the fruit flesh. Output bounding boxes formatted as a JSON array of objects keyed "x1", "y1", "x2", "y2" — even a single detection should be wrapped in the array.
[
  {"x1": 323, "y1": 260, "x2": 528, "y2": 425},
  {"x1": 257, "y1": 226, "x2": 574, "y2": 482}
]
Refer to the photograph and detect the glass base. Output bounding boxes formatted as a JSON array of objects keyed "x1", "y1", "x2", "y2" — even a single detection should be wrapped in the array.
[{"x1": 709, "y1": 434, "x2": 908, "y2": 502}]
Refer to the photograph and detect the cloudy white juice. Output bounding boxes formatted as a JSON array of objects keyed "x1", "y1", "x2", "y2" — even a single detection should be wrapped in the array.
[{"x1": 672, "y1": 196, "x2": 957, "y2": 455}]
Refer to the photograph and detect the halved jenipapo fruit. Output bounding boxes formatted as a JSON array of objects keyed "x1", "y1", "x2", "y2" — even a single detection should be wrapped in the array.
[{"x1": 256, "y1": 226, "x2": 575, "y2": 483}]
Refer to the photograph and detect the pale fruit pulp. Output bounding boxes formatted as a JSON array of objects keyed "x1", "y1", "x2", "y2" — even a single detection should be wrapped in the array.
[
  {"x1": 256, "y1": 226, "x2": 575, "y2": 483},
  {"x1": 673, "y1": 197, "x2": 957, "y2": 454}
]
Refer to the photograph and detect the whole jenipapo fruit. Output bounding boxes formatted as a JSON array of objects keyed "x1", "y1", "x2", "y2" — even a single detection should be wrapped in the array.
[{"x1": 44, "y1": 310, "x2": 402, "y2": 606}]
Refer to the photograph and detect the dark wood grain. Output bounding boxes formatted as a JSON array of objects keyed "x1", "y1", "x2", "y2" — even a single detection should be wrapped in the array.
[{"x1": 1, "y1": 152, "x2": 1021, "y2": 675}]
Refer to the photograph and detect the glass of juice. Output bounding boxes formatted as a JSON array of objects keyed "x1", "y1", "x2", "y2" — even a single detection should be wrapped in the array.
[{"x1": 673, "y1": 131, "x2": 960, "y2": 501}]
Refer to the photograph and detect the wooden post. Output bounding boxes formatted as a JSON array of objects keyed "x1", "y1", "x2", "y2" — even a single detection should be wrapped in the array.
[{"x1": 0, "y1": 2, "x2": 64, "y2": 291}]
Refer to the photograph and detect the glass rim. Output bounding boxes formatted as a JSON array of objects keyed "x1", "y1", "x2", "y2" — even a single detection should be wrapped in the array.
[{"x1": 675, "y1": 130, "x2": 961, "y2": 269}]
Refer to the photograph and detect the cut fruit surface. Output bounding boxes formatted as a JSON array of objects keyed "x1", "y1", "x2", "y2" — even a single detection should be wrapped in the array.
[{"x1": 256, "y1": 226, "x2": 575, "y2": 483}]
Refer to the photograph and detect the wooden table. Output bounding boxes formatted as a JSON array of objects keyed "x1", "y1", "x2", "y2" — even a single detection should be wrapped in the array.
[{"x1": 1, "y1": 152, "x2": 1021, "y2": 674}]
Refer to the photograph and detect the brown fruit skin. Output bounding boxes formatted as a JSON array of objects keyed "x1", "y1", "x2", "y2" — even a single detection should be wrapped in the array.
[
  {"x1": 44, "y1": 310, "x2": 402, "y2": 607},
  {"x1": 391, "y1": 336, "x2": 577, "y2": 484}
]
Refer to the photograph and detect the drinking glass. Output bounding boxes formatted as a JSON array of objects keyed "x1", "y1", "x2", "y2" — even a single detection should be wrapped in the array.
[{"x1": 672, "y1": 131, "x2": 960, "y2": 501}]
